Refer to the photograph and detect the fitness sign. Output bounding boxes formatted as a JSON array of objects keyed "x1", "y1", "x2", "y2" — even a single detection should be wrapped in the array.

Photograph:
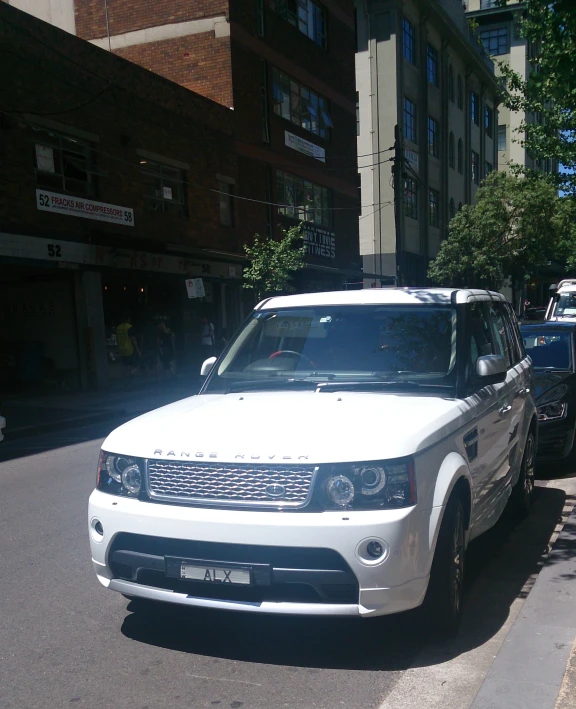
[{"x1": 36, "y1": 189, "x2": 134, "y2": 227}]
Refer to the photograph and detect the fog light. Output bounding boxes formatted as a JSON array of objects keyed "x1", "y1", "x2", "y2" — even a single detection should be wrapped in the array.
[
  {"x1": 367, "y1": 540, "x2": 383, "y2": 558},
  {"x1": 94, "y1": 520, "x2": 104, "y2": 536}
]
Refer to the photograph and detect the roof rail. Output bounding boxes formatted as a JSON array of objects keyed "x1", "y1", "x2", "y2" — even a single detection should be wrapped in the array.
[{"x1": 558, "y1": 279, "x2": 576, "y2": 289}]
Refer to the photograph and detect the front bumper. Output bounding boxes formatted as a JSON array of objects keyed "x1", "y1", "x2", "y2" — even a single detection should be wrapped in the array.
[{"x1": 89, "y1": 489, "x2": 434, "y2": 617}]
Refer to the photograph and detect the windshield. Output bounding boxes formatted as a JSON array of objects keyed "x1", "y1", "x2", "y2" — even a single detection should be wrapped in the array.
[
  {"x1": 522, "y1": 330, "x2": 573, "y2": 370},
  {"x1": 203, "y1": 305, "x2": 458, "y2": 393},
  {"x1": 555, "y1": 293, "x2": 576, "y2": 318}
]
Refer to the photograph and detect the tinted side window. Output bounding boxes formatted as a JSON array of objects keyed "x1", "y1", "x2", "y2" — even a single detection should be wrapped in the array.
[
  {"x1": 466, "y1": 302, "x2": 494, "y2": 388},
  {"x1": 486, "y1": 302, "x2": 512, "y2": 368},
  {"x1": 505, "y1": 304, "x2": 526, "y2": 360}
]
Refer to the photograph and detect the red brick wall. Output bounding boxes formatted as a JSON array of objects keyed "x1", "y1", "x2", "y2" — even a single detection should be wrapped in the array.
[
  {"x1": 0, "y1": 3, "x2": 239, "y2": 256},
  {"x1": 75, "y1": 0, "x2": 229, "y2": 39},
  {"x1": 115, "y1": 33, "x2": 233, "y2": 108}
]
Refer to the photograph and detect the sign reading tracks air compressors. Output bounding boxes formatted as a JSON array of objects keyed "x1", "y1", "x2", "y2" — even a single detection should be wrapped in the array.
[{"x1": 36, "y1": 189, "x2": 134, "y2": 227}]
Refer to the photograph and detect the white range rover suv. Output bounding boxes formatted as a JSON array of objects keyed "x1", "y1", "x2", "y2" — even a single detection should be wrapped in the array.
[{"x1": 89, "y1": 288, "x2": 537, "y2": 631}]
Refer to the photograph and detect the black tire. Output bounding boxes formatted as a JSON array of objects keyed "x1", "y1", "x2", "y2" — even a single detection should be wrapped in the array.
[
  {"x1": 424, "y1": 495, "x2": 466, "y2": 635},
  {"x1": 508, "y1": 431, "x2": 535, "y2": 518}
]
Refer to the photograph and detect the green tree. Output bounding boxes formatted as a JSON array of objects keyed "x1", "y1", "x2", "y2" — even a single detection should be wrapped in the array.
[
  {"x1": 428, "y1": 172, "x2": 566, "y2": 293},
  {"x1": 242, "y1": 224, "x2": 307, "y2": 301},
  {"x1": 498, "y1": 0, "x2": 576, "y2": 193}
]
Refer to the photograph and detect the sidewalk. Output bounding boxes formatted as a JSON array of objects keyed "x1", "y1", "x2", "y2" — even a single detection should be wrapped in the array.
[
  {"x1": 1, "y1": 369, "x2": 200, "y2": 439},
  {"x1": 471, "y1": 503, "x2": 576, "y2": 709}
]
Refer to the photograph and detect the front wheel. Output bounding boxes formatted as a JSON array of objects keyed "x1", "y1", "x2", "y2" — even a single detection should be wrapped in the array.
[
  {"x1": 508, "y1": 431, "x2": 535, "y2": 518},
  {"x1": 423, "y1": 495, "x2": 466, "y2": 635}
]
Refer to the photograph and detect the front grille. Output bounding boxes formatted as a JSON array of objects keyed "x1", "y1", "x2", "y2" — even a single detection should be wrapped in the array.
[{"x1": 147, "y1": 460, "x2": 316, "y2": 508}]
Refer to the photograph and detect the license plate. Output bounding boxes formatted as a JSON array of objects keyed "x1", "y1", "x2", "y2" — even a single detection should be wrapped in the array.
[{"x1": 180, "y1": 563, "x2": 251, "y2": 585}]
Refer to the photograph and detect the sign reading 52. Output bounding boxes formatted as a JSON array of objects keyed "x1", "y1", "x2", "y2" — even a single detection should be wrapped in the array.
[
  {"x1": 38, "y1": 193, "x2": 51, "y2": 208},
  {"x1": 47, "y1": 243, "x2": 62, "y2": 258}
]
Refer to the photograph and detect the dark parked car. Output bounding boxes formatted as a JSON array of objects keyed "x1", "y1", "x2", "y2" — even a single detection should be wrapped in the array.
[{"x1": 520, "y1": 322, "x2": 576, "y2": 460}]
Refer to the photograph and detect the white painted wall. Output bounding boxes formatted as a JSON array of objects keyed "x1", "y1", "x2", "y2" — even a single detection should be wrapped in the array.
[{"x1": 6, "y1": 0, "x2": 76, "y2": 34}]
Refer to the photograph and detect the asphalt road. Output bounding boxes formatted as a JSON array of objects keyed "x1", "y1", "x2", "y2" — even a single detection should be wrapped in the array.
[{"x1": 1, "y1": 420, "x2": 575, "y2": 709}]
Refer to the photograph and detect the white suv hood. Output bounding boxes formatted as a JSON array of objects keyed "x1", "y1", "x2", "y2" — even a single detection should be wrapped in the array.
[{"x1": 103, "y1": 391, "x2": 471, "y2": 464}]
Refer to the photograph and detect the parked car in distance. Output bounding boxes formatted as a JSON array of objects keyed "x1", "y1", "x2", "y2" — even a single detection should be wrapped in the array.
[
  {"x1": 521, "y1": 321, "x2": 576, "y2": 460},
  {"x1": 89, "y1": 288, "x2": 537, "y2": 634},
  {"x1": 545, "y1": 279, "x2": 576, "y2": 322}
]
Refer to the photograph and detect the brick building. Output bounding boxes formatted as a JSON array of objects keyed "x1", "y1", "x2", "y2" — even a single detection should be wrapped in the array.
[
  {"x1": 0, "y1": 3, "x2": 243, "y2": 393},
  {"x1": 5, "y1": 0, "x2": 362, "y2": 291}
]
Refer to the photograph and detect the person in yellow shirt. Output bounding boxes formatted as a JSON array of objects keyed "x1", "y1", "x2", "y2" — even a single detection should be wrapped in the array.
[{"x1": 116, "y1": 313, "x2": 140, "y2": 376}]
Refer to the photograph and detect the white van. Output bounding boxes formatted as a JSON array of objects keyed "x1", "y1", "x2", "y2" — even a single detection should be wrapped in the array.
[
  {"x1": 545, "y1": 279, "x2": 576, "y2": 321},
  {"x1": 88, "y1": 288, "x2": 536, "y2": 632}
]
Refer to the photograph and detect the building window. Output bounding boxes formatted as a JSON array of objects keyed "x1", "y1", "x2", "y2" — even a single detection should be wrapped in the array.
[
  {"x1": 480, "y1": 27, "x2": 508, "y2": 56},
  {"x1": 273, "y1": 0, "x2": 327, "y2": 48},
  {"x1": 458, "y1": 139, "x2": 463, "y2": 174},
  {"x1": 427, "y1": 44, "x2": 439, "y2": 87},
  {"x1": 471, "y1": 92, "x2": 480, "y2": 125},
  {"x1": 498, "y1": 124, "x2": 507, "y2": 151},
  {"x1": 480, "y1": 0, "x2": 498, "y2": 8},
  {"x1": 429, "y1": 189, "x2": 439, "y2": 228},
  {"x1": 428, "y1": 116, "x2": 439, "y2": 157},
  {"x1": 404, "y1": 178, "x2": 418, "y2": 219},
  {"x1": 141, "y1": 160, "x2": 186, "y2": 215},
  {"x1": 34, "y1": 133, "x2": 95, "y2": 197},
  {"x1": 404, "y1": 97, "x2": 417, "y2": 143},
  {"x1": 449, "y1": 132, "x2": 455, "y2": 169},
  {"x1": 277, "y1": 170, "x2": 332, "y2": 228},
  {"x1": 471, "y1": 150, "x2": 480, "y2": 184},
  {"x1": 485, "y1": 161, "x2": 493, "y2": 177},
  {"x1": 219, "y1": 181, "x2": 234, "y2": 226},
  {"x1": 272, "y1": 67, "x2": 332, "y2": 139},
  {"x1": 457, "y1": 75, "x2": 463, "y2": 110},
  {"x1": 449, "y1": 198, "x2": 455, "y2": 220},
  {"x1": 448, "y1": 65, "x2": 455, "y2": 102},
  {"x1": 485, "y1": 106, "x2": 494, "y2": 137},
  {"x1": 403, "y1": 18, "x2": 415, "y2": 64}
]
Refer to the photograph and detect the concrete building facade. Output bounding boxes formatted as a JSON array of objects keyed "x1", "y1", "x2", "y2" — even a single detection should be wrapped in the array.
[{"x1": 356, "y1": 0, "x2": 500, "y2": 286}]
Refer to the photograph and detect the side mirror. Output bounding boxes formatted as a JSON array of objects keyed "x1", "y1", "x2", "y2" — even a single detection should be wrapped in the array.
[
  {"x1": 200, "y1": 356, "x2": 217, "y2": 377},
  {"x1": 476, "y1": 354, "x2": 507, "y2": 384}
]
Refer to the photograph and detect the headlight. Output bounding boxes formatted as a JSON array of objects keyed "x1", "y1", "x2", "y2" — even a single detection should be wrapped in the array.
[
  {"x1": 316, "y1": 459, "x2": 416, "y2": 510},
  {"x1": 97, "y1": 451, "x2": 143, "y2": 497},
  {"x1": 537, "y1": 402, "x2": 568, "y2": 421}
]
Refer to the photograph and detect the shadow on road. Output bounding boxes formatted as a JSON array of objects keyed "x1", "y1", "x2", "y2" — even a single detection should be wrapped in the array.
[{"x1": 120, "y1": 484, "x2": 569, "y2": 671}]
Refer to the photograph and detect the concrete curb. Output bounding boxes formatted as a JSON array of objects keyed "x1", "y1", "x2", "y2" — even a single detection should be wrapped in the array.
[{"x1": 470, "y1": 505, "x2": 576, "y2": 709}]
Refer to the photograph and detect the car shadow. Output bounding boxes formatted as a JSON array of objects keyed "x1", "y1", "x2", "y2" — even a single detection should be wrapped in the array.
[{"x1": 120, "y1": 484, "x2": 569, "y2": 672}]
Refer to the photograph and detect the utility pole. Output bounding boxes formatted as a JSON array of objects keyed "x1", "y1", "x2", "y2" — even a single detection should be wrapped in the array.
[{"x1": 392, "y1": 125, "x2": 403, "y2": 287}]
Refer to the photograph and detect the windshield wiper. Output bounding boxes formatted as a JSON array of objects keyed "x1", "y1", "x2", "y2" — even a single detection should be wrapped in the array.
[
  {"x1": 315, "y1": 381, "x2": 453, "y2": 392},
  {"x1": 227, "y1": 378, "x2": 322, "y2": 393}
]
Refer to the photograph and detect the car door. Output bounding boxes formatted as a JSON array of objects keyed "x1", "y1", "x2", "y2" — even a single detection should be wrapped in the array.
[
  {"x1": 484, "y1": 301, "x2": 521, "y2": 501},
  {"x1": 461, "y1": 301, "x2": 509, "y2": 533}
]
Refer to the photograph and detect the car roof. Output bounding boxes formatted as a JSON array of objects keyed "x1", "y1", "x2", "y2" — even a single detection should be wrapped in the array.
[
  {"x1": 257, "y1": 288, "x2": 507, "y2": 309},
  {"x1": 520, "y1": 321, "x2": 576, "y2": 331}
]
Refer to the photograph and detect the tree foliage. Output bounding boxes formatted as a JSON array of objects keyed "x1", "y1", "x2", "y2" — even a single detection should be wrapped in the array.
[
  {"x1": 428, "y1": 172, "x2": 569, "y2": 290},
  {"x1": 498, "y1": 0, "x2": 576, "y2": 193},
  {"x1": 242, "y1": 224, "x2": 307, "y2": 301}
]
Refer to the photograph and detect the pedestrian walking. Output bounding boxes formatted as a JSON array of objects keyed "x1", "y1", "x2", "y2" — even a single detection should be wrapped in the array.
[
  {"x1": 116, "y1": 313, "x2": 140, "y2": 376},
  {"x1": 200, "y1": 315, "x2": 215, "y2": 361}
]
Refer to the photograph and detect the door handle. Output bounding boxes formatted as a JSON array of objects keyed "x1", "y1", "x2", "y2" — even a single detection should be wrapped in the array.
[
  {"x1": 519, "y1": 388, "x2": 531, "y2": 396},
  {"x1": 499, "y1": 404, "x2": 512, "y2": 417}
]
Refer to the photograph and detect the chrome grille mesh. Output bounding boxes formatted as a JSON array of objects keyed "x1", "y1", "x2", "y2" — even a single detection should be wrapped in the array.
[{"x1": 147, "y1": 460, "x2": 316, "y2": 507}]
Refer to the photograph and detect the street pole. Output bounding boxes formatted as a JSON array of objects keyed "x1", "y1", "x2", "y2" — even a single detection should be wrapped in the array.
[{"x1": 393, "y1": 125, "x2": 403, "y2": 287}]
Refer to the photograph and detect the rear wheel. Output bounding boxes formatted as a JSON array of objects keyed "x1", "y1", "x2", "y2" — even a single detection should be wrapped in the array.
[
  {"x1": 424, "y1": 495, "x2": 466, "y2": 635},
  {"x1": 508, "y1": 431, "x2": 535, "y2": 518}
]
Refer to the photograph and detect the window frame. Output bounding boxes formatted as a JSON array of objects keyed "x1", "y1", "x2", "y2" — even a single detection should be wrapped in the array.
[
  {"x1": 485, "y1": 105, "x2": 494, "y2": 138},
  {"x1": 404, "y1": 97, "x2": 417, "y2": 144},
  {"x1": 272, "y1": 67, "x2": 332, "y2": 140},
  {"x1": 471, "y1": 150, "x2": 480, "y2": 185},
  {"x1": 471, "y1": 91, "x2": 480, "y2": 126},
  {"x1": 141, "y1": 159, "x2": 187, "y2": 216},
  {"x1": 448, "y1": 65, "x2": 455, "y2": 102},
  {"x1": 402, "y1": 17, "x2": 416, "y2": 64},
  {"x1": 480, "y1": 27, "x2": 508, "y2": 57},
  {"x1": 449, "y1": 132, "x2": 455, "y2": 169},
  {"x1": 457, "y1": 75, "x2": 463, "y2": 110},
  {"x1": 428, "y1": 116, "x2": 439, "y2": 158},
  {"x1": 219, "y1": 180, "x2": 235, "y2": 227},
  {"x1": 274, "y1": 0, "x2": 327, "y2": 48},
  {"x1": 34, "y1": 131, "x2": 96, "y2": 198},
  {"x1": 427, "y1": 44, "x2": 439, "y2": 87},
  {"x1": 457, "y1": 139, "x2": 464, "y2": 174},
  {"x1": 277, "y1": 169, "x2": 333, "y2": 229},
  {"x1": 428, "y1": 188, "x2": 439, "y2": 228},
  {"x1": 498, "y1": 124, "x2": 507, "y2": 151},
  {"x1": 404, "y1": 177, "x2": 418, "y2": 220}
]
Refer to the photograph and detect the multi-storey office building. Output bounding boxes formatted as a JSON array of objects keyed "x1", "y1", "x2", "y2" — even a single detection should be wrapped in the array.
[
  {"x1": 356, "y1": 0, "x2": 500, "y2": 286},
  {"x1": 4, "y1": 0, "x2": 362, "y2": 291},
  {"x1": 467, "y1": 0, "x2": 557, "y2": 176}
]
